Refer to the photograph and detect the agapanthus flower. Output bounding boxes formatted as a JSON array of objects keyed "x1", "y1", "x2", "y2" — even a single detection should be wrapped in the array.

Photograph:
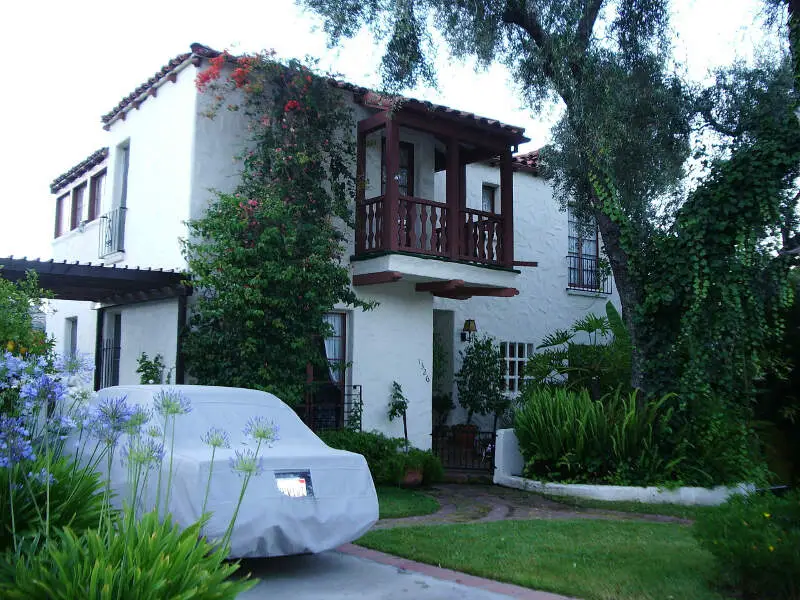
[
  {"x1": 201, "y1": 427, "x2": 231, "y2": 449},
  {"x1": 53, "y1": 353, "x2": 94, "y2": 381},
  {"x1": 146, "y1": 425, "x2": 162, "y2": 439},
  {"x1": 0, "y1": 352, "x2": 25, "y2": 388},
  {"x1": 243, "y1": 416, "x2": 280, "y2": 445},
  {"x1": 125, "y1": 405, "x2": 151, "y2": 435},
  {"x1": 90, "y1": 396, "x2": 133, "y2": 446},
  {"x1": 121, "y1": 437, "x2": 165, "y2": 470},
  {"x1": 153, "y1": 389, "x2": 192, "y2": 417},
  {"x1": 28, "y1": 468, "x2": 57, "y2": 486},
  {"x1": 229, "y1": 448, "x2": 264, "y2": 478},
  {"x1": 0, "y1": 416, "x2": 35, "y2": 467},
  {"x1": 19, "y1": 374, "x2": 66, "y2": 410}
]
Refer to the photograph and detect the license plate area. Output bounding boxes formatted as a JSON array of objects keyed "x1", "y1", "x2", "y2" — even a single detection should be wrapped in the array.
[{"x1": 275, "y1": 471, "x2": 313, "y2": 498}]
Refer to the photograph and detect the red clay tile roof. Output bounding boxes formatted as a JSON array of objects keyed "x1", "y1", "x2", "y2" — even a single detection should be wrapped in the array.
[
  {"x1": 99, "y1": 42, "x2": 528, "y2": 142},
  {"x1": 100, "y1": 51, "x2": 192, "y2": 127},
  {"x1": 512, "y1": 150, "x2": 539, "y2": 172},
  {"x1": 50, "y1": 147, "x2": 109, "y2": 194}
]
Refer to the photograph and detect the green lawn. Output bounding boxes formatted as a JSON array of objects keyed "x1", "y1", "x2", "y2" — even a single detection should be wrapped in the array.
[
  {"x1": 376, "y1": 487, "x2": 440, "y2": 519},
  {"x1": 543, "y1": 495, "x2": 719, "y2": 520},
  {"x1": 357, "y1": 519, "x2": 725, "y2": 600}
]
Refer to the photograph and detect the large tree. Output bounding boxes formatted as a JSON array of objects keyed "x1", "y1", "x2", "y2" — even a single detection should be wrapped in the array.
[{"x1": 300, "y1": 0, "x2": 800, "y2": 396}]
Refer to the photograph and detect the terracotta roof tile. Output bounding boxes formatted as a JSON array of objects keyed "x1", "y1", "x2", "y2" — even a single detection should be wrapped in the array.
[
  {"x1": 513, "y1": 150, "x2": 539, "y2": 172},
  {"x1": 50, "y1": 147, "x2": 109, "y2": 194}
]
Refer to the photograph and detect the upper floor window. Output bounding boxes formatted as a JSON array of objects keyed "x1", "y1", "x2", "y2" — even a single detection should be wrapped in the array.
[
  {"x1": 381, "y1": 140, "x2": 415, "y2": 197},
  {"x1": 568, "y1": 208, "x2": 609, "y2": 293},
  {"x1": 70, "y1": 183, "x2": 87, "y2": 230},
  {"x1": 500, "y1": 341, "x2": 534, "y2": 393},
  {"x1": 89, "y1": 170, "x2": 106, "y2": 221},
  {"x1": 117, "y1": 143, "x2": 130, "y2": 208},
  {"x1": 55, "y1": 194, "x2": 68, "y2": 238},
  {"x1": 481, "y1": 184, "x2": 496, "y2": 213}
]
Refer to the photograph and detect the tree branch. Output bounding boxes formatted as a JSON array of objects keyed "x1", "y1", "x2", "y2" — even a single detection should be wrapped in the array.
[{"x1": 575, "y1": 0, "x2": 603, "y2": 55}]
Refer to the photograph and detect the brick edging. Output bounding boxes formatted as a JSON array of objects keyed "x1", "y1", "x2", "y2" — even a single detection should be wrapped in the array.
[{"x1": 336, "y1": 543, "x2": 577, "y2": 600}]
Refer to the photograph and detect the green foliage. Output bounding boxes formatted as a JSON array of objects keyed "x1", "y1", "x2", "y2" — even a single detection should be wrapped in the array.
[
  {"x1": 387, "y1": 381, "x2": 409, "y2": 421},
  {"x1": 514, "y1": 387, "x2": 681, "y2": 485},
  {"x1": 454, "y1": 335, "x2": 506, "y2": 424},
  {"x1": 693, "y1": 491, "x2": 800, "y2": 599},
  {"x1": 318, "y1": 429, "x2": 442, "y2": 486},
  {"x1": 525, "y1": 302, "x2": 631, "y2": 397},
  {"x1": 135, "y1": 352, "x2": 168, "y2": 385},
  {"x1": 183, "y1": 53, "x2": 372, "y2": 404},
  {"x1": 0, "y1": 455, "x2": 106, "y2": 553},
  {"x1": 0, "y1": 511, "x2": 255, "y2": 599},
  {"x1": 0, "y1": 270, "x2": 52, "y2": 358}
]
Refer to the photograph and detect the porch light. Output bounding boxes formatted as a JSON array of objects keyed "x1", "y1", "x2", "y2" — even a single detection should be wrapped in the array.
[{"x1": 461, "y1": 319, "x2": 477, "y2": 342}]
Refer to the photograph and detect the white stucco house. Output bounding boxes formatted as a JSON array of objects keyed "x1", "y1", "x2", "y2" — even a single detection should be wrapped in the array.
[{"x1": 28, "y1": 43, "x2": 619, "y2": 453}]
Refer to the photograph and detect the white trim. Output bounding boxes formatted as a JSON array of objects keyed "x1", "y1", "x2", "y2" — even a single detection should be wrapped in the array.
[{"x1": 566, "y1": 288, "x2": 611, "y2": 298}]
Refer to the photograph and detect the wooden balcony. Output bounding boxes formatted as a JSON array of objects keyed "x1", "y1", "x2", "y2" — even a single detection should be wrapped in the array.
[
  {"x1": 356, "y1": 195, "x2": 507, "y2": 266},
  {"x1": 354, "y1": 107, "x2": 523, "y2": 271}
]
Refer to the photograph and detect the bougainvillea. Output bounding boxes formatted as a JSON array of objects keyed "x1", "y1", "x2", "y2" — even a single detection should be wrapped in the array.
[{"x1": 182, "y1": 50, "x2": 372, "y2": 404}]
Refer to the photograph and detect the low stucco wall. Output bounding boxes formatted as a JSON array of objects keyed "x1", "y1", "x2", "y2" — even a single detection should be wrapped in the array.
[{"x1": 493, "y1": 428, "x2": 753, "y2": 506}]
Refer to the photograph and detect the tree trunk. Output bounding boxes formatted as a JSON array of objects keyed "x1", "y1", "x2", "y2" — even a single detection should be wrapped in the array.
[{"x1": 594, "y1": 209, "x2": 646, "y2": 392}]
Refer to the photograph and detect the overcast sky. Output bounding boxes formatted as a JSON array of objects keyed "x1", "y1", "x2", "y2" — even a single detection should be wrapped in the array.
[{"x1": 0, "y1": 0, "x2": 773, "y2": 260}]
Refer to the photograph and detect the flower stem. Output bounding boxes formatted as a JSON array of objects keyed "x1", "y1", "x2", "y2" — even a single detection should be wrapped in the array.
[
  {"x1": 163, "y1": 416, "x2": 177, "y2": 516},
  {"x1": 8, "y1": 476, "x2": 17, "y2": 554},
  {"x1": 155, "y1": 415, "x2": 168, "y2": 518},
  {"x1": 201, "y1": 446, "x2": 217, "y2": 522}
]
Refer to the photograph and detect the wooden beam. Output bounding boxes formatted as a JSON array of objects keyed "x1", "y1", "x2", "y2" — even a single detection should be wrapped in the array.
[
  {"x1": 415, "y1": 279, "x2": 465, "y2": 293},
  {"x1": 446, "y1": 138, "x2": 460, "y2": 258},
  {"x1": 352, "y1": 271, "x2": 402, "y2": 286},
  {"x1": 384, "y1": 119, "x2": 400, "y2": 251},
  {"x1": 461, "y1": 147, "x2": 500, "y2": 165},
  {"x1": 358, "y1": 111, "x2": 389, "y2": 134},
  {"x1": 457, "y1": 286, "x2": 519, "y2": 297},
  {"x1": 392, "y1": 111, "x2": 510, "y2": 152},
  {"x1": 500, "y1": 149, "x2": 514, "y2": 266},
  {"x1": 513, "y1": 260, "x2": 538, "y2": 267}
]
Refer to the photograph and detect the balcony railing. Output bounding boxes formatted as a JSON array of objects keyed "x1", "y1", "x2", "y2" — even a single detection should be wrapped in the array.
[
  {"x1": 295, "y1": 383, "x2": 362, "y2": 432},
  {"x1": 356, "y1": 195, "x2": 507, "y2": 267},
  {"x1": 567, "y1": 254, "x2": 612, "y2": 294},
  {"x1": 98, "y1": 207, "x2": 126, "y2": 258}
]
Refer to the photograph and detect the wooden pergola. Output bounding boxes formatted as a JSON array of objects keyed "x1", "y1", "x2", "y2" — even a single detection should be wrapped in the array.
[{"x1": 354, "y1": 94, "x2": 529, "y2": 270}]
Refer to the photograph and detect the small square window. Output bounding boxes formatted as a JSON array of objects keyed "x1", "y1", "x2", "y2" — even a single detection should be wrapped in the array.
[{"x1": 481, "y1": 184, "x2": 496, "y2": 213}]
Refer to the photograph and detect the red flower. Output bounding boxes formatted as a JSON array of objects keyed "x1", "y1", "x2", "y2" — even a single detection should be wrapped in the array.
[{"x1": 284, "y1": 99, "x2": 300, "y2": 112}]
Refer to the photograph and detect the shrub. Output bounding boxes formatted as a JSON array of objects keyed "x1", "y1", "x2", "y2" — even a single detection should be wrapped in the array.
[
  {"x1": 513, "y1": 387, "x2": 680, "y2": 485},
  {"x1": 0, "y1": 511, "x2": 255, "y2": 599},
  {"x1": 455, "y1": 335, "x2": 507, "y2": 426},
  {"x1": 0, "y1": 455, "x2": 106, "y2": 552},
  {"x1": 319, "y1": 430, "x2": 443, "y2": 486},
  {"x1": 693, "y1": 491, "x2": 800, "y2": 599}
]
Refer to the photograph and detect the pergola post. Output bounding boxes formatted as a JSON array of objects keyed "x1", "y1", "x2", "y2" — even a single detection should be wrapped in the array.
[
  {"x1": 384, "y1": 118, "x2": 400, "y2": 251},
  {"x1": 355, "y1": 131, "x2": 366, "y2": 253},
  {"x1": 445, "y1": 138, "x2": 460, "y2": 259},
  {"x1": 500, "y1": 149, "x2": 514, "y2": 266}
]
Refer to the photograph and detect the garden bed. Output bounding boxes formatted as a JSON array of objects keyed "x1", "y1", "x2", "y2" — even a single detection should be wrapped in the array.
[{"x1": 494, "y1": 429, "x2": 754, "y2": 506}]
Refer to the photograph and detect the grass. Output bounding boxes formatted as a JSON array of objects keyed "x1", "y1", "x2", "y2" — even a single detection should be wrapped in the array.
[
  {"x1": 376, "y1": 487, "x2": 440, "y2": 519},
  {"x1": 543, "y1": 494, "x2": 720, "y2": 520},
  {"x1": 357, "y1": 519, "x2": 725, "y2": 600}
]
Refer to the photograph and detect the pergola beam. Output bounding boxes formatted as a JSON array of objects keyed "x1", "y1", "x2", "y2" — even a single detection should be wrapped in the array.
[{"x1": 352, "y1": 271, "x2": 403, "y2": 286}]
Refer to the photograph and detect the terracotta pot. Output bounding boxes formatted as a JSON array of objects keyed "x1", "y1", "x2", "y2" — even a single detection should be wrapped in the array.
[{"x1": 400, "y1": 468, "x2": 423, "y2": 488}]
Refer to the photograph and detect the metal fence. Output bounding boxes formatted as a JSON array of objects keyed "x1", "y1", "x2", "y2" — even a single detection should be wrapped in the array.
[
  {"x1": 432, "y1": 429, "x2": 496, "y2": 472},
  {"x1": 99, "y1": 207, "x2": 127, "y2": 258},
  {"x1": 567, "y1": 254, "x2": 612, "y2": 294},
  {"x1": 296, "y1": 383, "x2": 362, "y2": 432},
  {"x1": 99, "y1": 340, "x2": 120, "y2": 388}
]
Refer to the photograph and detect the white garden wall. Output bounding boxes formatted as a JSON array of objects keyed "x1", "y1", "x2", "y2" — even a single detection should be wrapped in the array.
[{"x1": 114, "y1": 299, "x2": 179, "y2": 386}]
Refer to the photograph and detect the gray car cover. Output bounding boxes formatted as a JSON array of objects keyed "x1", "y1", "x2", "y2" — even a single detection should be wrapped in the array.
[{"x1": 78, "y1": 385, "x2": 378, "y2": 557}]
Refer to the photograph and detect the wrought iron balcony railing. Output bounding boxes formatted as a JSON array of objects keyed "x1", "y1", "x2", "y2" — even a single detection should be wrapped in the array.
[
  {"x1": 567, "y1": 254, "x2": 612, "y2": 294},
  {"x1": 98, "y1": 207, "x2": 127, "y2": 258}
]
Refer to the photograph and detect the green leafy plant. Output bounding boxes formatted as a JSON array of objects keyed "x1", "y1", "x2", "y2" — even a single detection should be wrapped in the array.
[
  {"x1": 135, "y1": 352, "x2": 169, "y2": 385},
  {"x1": 388, "y1": 381, "x2": 409, "y2": 448},
  {"x1": 0, "y1": 511, "x2": 256, "y2": 599},
  {"x1": 454, "y1": 335, "x2": 507, "y2": 428},
  {"x1": 0, "y1": 270, "x2": 52, "y2": 359},
  {"x1": 183, "y1": 51, "x2": 373, "y2": 404},
  {"x1": 525, "y1": 301, "x2": 631, "y2": 398},
  {"x1": 693, "y1": 490, "x2": 800, "y2": 599},
  {"x1": 514, "y1": 387, "x2": 681, "y2": 485},
  {"x1": 318, "y1": 430, "x2": 442, "y2": 486}
]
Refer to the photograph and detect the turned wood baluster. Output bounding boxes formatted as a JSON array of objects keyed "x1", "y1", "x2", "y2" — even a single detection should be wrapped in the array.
[
  {"x1": 420, "y1": 203, "x2": 427, "y2": 250},
  {"x1": 366, "y1": 202, "x2": 374, "y2": 250}
]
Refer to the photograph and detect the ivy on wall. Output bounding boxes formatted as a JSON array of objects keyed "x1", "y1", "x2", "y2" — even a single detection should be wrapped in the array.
[{"x1": 182, "y1": 51, "x2": 372, "y2": 404}]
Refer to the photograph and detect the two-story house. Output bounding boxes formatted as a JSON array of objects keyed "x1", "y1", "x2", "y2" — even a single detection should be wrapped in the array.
[{"x1": 32, "y1": 43, "x2": 618, "y2": 450}]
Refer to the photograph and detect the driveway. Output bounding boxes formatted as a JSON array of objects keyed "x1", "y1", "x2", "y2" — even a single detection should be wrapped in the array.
[{"x1": 236, "y1": 546, "x2": 572, "y2": 600}]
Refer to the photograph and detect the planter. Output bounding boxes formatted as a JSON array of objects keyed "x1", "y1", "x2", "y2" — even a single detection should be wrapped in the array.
[{"x1": 400, "y1": 468, "x2": 423, "y2": 488}]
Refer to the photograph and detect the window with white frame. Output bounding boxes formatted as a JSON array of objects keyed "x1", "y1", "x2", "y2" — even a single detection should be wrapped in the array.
[
  {"x1": 499, "y1": 341, "x2": 534, "y2": 393},
  {"x1": 481, "y1": 184, "x2": 496, "y2": 213}
]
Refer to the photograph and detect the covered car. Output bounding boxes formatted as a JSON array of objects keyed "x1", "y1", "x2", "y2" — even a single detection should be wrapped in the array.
[{"x1": 77, "y1": 384, "x2": 378, "y2": 558}]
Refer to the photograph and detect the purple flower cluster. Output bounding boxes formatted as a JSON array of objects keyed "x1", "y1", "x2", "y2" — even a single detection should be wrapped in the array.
[
  {"x1": 53, "y1": 353, "x2": 94, "y2": 380},
  {"x1": 0, "y1": 352, "x2": 25, "y2": 388},
  {"x1": 201, "y1": 427, "x2": 231, "y2": 449},
  {"x1": 0, "y1": 416, "x2": 35, "y2": 468},
  {"x1": 121, "y1": 437, "x2": 165, "y2": 470},
  {"x1": 153, "y1": 389, "x2": 192, "y2": 417},
  {"x1": 19, "y1": 374, "x2": 66, "y2": 412},
  {"x1": 90, "y1": 396, "x2": 134, "y2": 446},
  {"x1": 243, "y1": 416, "x2": 280, "y2": 445},
  {"x1": 229, "y1": 448, "x2": 264, "y2": 478}
]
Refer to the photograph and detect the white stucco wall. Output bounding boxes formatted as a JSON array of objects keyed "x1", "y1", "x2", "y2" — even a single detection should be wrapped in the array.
[
  {"x1": 114, "y1": 299, "x2": 179, "y2": 386},
  {"x1": 434, "y1": 164, "x2": 621, "y2": 429},
  {"x1": 100, "y1": 62, "x2": 198, "y2": 270},
  {"x1": 46, "y1": 300, "x2": 98, "y2": 361},
  {"x1": 350, "y1": 282, "x2": 433, "y2": 449}
]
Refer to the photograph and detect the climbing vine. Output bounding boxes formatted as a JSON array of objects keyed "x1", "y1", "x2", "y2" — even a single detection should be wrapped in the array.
[{"x1": 183, "y1": 50, "x2": 372, "y2": 404}]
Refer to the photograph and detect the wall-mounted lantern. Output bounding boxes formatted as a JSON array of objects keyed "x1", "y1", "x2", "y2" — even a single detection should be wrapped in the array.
[{"x1": 461, "y1": 319, "x2": 477, "y2": 343}]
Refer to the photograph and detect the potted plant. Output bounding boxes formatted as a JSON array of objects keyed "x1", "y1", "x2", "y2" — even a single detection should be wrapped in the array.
[{"x1": 454, "y1": 335, "x2": 509, "y2": 438}]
